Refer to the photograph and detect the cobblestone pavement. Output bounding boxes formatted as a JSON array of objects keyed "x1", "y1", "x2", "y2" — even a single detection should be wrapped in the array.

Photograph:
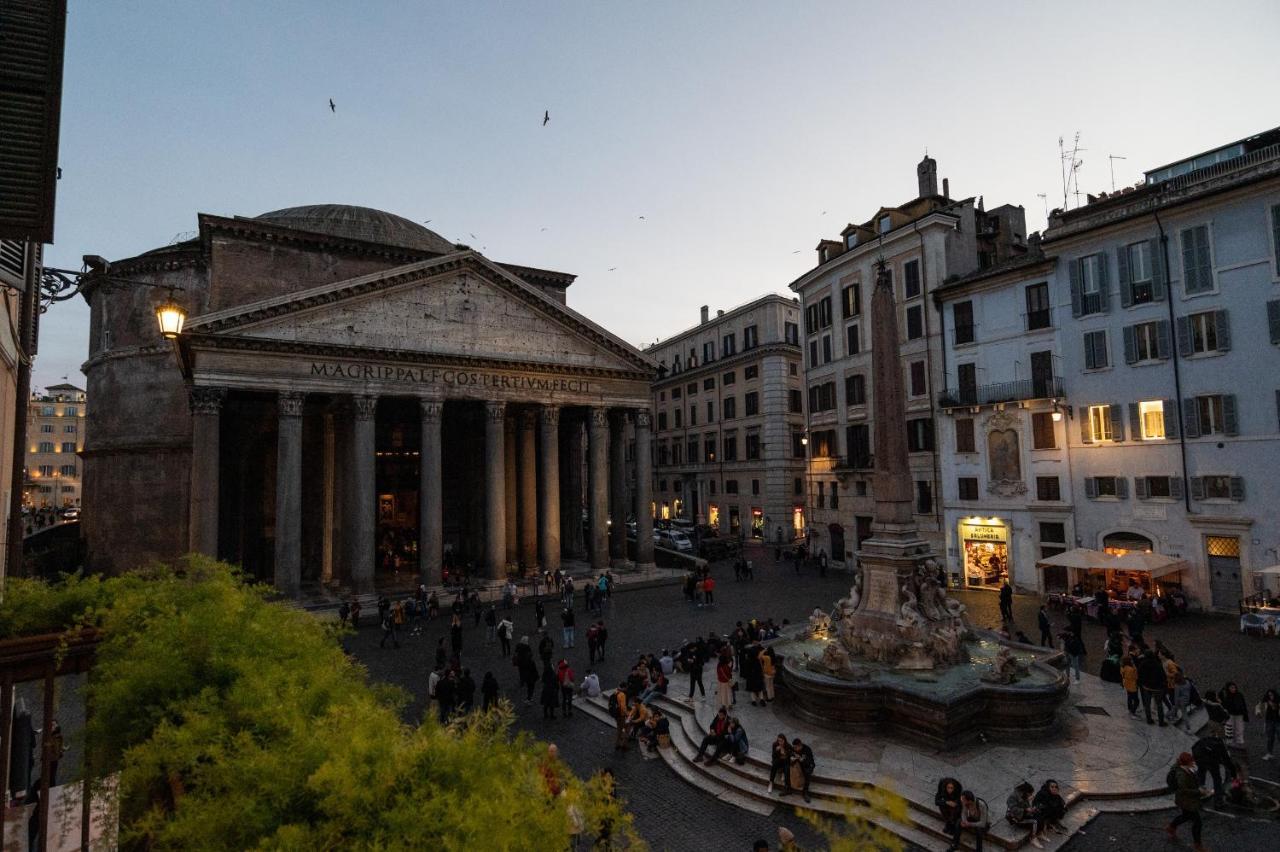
[{"x1": 348, "y1": 554, "x2": 1278, "y2": 851}]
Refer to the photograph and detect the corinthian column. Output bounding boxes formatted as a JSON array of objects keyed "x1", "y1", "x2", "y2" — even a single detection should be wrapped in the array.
[
  {"x1": 609, "y1": 410, "x2": 629, "y2": 566},
  {"x1": 484, "y1": 401, "x2": 508, "y2": 579},
  {"x1": 517, "y1": 408, "x2": 538, "y2": 569},
  {"x1": 419, "y1": 396, "x2": 444, "y2": 587},
  {"x1": 188, "y1": 386, "x2": 225, "y2": 558},
  {"x1": 538, "y1": 406, "x2": 561, "y2": 573},
  {"x1": 633, "y1": 408, "x2": 655, "y2": 567},
  {"x1": 587, "y1": 407, "x2": 610, "y2": 570},
  {"x1": 349, "y1": 394, "x2": 378, "y2": 594},
  {"x1": 274, "y1": 391, "x2": 305, "y2": 598},
  {"x1": 504, "y1": 417, "x2": 517, "y2": 565}
]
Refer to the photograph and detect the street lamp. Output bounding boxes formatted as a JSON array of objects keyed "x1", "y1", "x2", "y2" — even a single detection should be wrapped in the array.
[
  {"x1": 154, "y1": 292, "x2": 187, "y2": 339},
  {"x1": 41, "y1": 257, "x2": 187, "y2": 339}
]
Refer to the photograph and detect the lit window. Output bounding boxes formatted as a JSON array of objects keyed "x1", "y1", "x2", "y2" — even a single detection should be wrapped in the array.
[
  {"x1": 1139, "y1": 400, "x2": 1164, "y2": 440},
  {"x1": 1088, "y1": 405, "x2": 1113, "y2": 442}
]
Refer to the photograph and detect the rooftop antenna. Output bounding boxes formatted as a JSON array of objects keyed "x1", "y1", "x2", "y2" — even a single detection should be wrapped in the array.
[
  {"x1": 1059, "y1": 133, "x2": 1085, "y2": 210},
  {"x1": 1108, "y1": 155, "x2": 1127, "y2": 192}
]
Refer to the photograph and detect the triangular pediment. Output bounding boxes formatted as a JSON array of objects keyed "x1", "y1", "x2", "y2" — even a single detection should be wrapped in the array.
[{"x1": 186, "y1": 253, "x2": 652, "y2": 375}]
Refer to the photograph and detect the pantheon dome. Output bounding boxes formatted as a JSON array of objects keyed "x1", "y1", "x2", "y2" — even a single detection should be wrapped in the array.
[{"x1": 254, "y1": 204, "x2": 457, "y2": 255}]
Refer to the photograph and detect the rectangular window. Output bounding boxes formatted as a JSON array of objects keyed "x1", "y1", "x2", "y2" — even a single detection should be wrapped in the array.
[
  {"x1": 61, "y1": 442, "x2": 76, "y2": 453},
  {"x1": 1084, "y1": 330, "x2": 1109, "y2": 370},
  {"x1": 879, "y1": 215, "x2": 893, "y2": 234},
  {"x1": 745, "y1": 392, "x2": 759, "y2": 416},
  {"x1": 674, "y1": 409, "x2": 682, "y2": 428},
  {"x1": 1094, "y1": 476, "x2": 1118, "y2": 497},
  {"x1": 722, "y1": 370, "x2": 735, "y2": 386},
  {"x1": 806, "y1": 304, "x2": 819, "y2": 334},
  {"x1": 1031, "y1": 412, "x2": 1056, "y2": 449},
  {"x1": 1196, "y1": 394, "x2": 1227, "y2": 436},
  {"x1": 37, "y1": 464, "x2": 53, "y2": 476},
  {"x1": 1073, "y1": 254, "x2": 1108, "y2": 316},
  {"x1": 703, "y1": 377, "x2": 715, "y2": 391},
  {"x1": 784, "y1": 322, "x2": 799, "y2": 345},
  {"x1": 845, "y1": 373, "x2": 866, "y2": 405},
  {"x1": 909, "y1": 360, "x2": 926, "y2": 397},
  {"x1": 822, "y1": 334, "x2": 832, "y2": 363},
  {"x1": 846, "y1": 323, "x2": 860, "y2": 355},
  {"x1": 952, "y1": 301, "x2": 975, "y2": 345},
  {"x1": 657, "y1": 411, "x2": 667, "y2": 431},
  {"x1": 723, "y1": 430, "x2": 738, "y2": 460},
  {"x1": 830, "y1": 482, "x2": 839, "y2": 509},
  {"x1": 1036, "y1": 476, "x2": 1061, "y2": 501},
  {"x1": 819, "y1": 298, "x2": 832, "y2": 329},
  {"x1": 703, "y1": 341, "x2": 715, "y2": 363},
  {"x1": 744, "y1": 365, "x2": 759, "y2": 380},
  {"x1": 811, "y1": 429, "x2": 836, "y2": 457},
  {"x1": 808, "y1": 340, "x2": 818, "y2": 368},
  {"x1": 1025, "y1": 282, "x2": 1051, "y2": 329},
  {"x1": 722, "y1": 333, "x2": 736, "y2": 356},
  {"x1": 59, "y1": 463, "x2": 76, "y2": 476},
  {"x1": 38, "y1": 442, "x2": 53, "y2": 453},
  {"x1": 1140, "y1": 476, "x2": 1172, "y2": 499},
  {"x1": 1139, "y1": 400, "x2": 1165, "y2": 440},
  {"x1": 1039, "y1": 522, "x2": 1066, "y2": 543},
  {"x1": 905, "y1": 305, "x2": 924, "y2": 340},
  {"x1": 955, "y1": 418, "x2": 975, "y2": 453},
  {"x1": 1125, "y1": 320, "x2": 1167, "y2": 363},
  {"x1": 841, "y1": 283, "x2": 860, "y2": 318},
  {"x1": 958, "y1": 477, "x2": 979, "y2": 500},
  {"x1": 904, "y1": 260, "x2": 921, "y2": 299},
  {"x1": 794, "y1": 478, "x2": 803, "y2": 496},
  {"x1": 706, "y1": 401, "x2": 714, "y2": 422},
  {"x1": 1088, "y1": 404, "x2": 1114, "y2": 442},
  {"x1": 957, "y1": 363, "x2": 977, "y2": 402},
  {"x1": 915, "y1": 480, "x2": 933, "y2": 514},
  {"x1": 704, "y1": 435, "x2": 716, "y2": 463},
  {"x1": 63, "y1": 424, "x2": 76, "y2": 433},
  {"x1": 63, "y1": 406, "x2": 77, "y2": 417},
  {"x1": 1080, "y1": 254, "x2": 1102, "y2": 294},
  {"x1": 1181, "y1": 224, "x2": 1213, "y2": 295},
  {"x1": 906, "y1": 418, "x2": 934, "y2": 453},
  {"x1": 671, "y1": 386, "x2": 681, "y2": 399},
  {"x1": 1127, "y1": 241, "x2": 1154, "y2": 304},
  {"x1": 689, "y1": 405, "x2": 696, "y2": 426},
  {"x1": 745, "y1": 432, "x2": 761, "y2": 460},
  {"x1": 752, "y1": 480, "x2": 760, "y2": 496},
  {"x1": 789, "y1": 389, "x2": 802, "y2": 413},
  {"x1": 744, "y1": 325, "x2": 760, "y2": 348},
  {"x1": 817, "y1": 481, "x2": 827, "y2": 508},
  {"x1": 672, "y1": 443, "x2": 682, "y2": 464},
  {"x1": 40, "y1": 424, "x2": 53, "y2": 433},
  {"x1": 1189, "y1": 311, "x2": 1220, "y2": 354},
  {"x1": 687, "y1": 381, "x2": 697, "y2": 396},
  {"x1": 725, "y1": 479, "x2": 739, "y2": 495},
  {"x1": 846, "y1": 424, "x2": 871, "y2": 467},
  {"x1": 1197, "y1": 475, "x2": 1236, "y2": 501},
  {"x1": 687, "y1": 438, "x2": 698, "y2": 461},
  {"x1": 723, "y1": 397, "x2": 736, "y2": 419},
  {"x1": 792, "y1": 430, "x2": 807, "y2": 459}
]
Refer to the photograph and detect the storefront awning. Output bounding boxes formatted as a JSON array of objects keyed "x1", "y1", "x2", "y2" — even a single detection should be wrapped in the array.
[
  {"x1": 1036, "y1": 548, "x2": 1115, "y2": 570},
  {"x1": 1252, "y1": 565, "x2": 1280, "y2": 576},
  {"x1": 1108, "y1": 551, "x2": 1187, "y2": 579}
]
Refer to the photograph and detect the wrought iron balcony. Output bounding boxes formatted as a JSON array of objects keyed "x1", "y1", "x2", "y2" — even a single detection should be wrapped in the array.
[
  {"x1": 937, "y1": 376, "x2": 1063, "y2": 409},
  {"x1": 831, "y1": 453, "x2": 874, "y2": 472}
]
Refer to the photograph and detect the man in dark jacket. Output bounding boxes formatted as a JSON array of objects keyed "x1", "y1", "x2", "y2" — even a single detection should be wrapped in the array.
[
  {"x1": 791, "y1": 738, "x2": 816, "y2": 803},
  {"x1": 999, "y1": 582, "x2": 1014, "y2": 622},
  {"x1": 1137, "y1": 649, "x2": 1168, "y2": 726},
  {"x1": 1167, "y1": 752, "x2": 1204, "y2": 849},
  {"x1": 1192, "y1": 734, "x2": 1237, "y2": 806}
]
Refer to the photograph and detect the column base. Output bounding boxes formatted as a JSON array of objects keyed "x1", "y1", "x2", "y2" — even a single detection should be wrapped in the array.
[
  {"x1": 610, "y1": 557, "x2": 633, "y2": 570},
  {"x1": 633, "y1": 561, "x2": 657, "y2": 574}
]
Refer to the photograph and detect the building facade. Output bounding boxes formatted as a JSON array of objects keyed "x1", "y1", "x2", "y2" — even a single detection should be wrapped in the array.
[
  {"x1": 1043, "y1": 127, "x2": 1280, "y2": 609},
  {"x1": 790, "y1": 156, "x2": 1029, "y2": 570},
  {"x1": 646, "y1": 297, "x2": 806, "y2": 542},
  {"x1": 82, "y1": 205, "x2": 655, "y2": 595},
  {"x1": 25, "y1": 383, "x2": 86, "y2": 508},
  {"x1": 933, "y1": 250, "x2": 1076, "y2": 592}
]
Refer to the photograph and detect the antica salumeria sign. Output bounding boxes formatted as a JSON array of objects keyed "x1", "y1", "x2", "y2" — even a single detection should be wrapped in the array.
[{"x1": 308, "y1": 361, "x2": 592, "y2": 394}]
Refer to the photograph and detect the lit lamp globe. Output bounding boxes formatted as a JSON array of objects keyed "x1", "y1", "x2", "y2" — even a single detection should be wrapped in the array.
[{"x1": 155, "y1": 296, "x2": 187, "y2": 339}]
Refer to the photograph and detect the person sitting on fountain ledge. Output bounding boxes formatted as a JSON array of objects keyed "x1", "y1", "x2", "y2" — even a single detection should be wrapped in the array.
[
  {"x1": 1031, "y1": 780, "x2": 1068, "y2": 836},
  {"x1": 692, "y1": 708, "x2": 730, "y2": 763},
  {"x1": 1005, "y1": 781, "x2": 1048, "y2": 848},
  {"x1": 936, "y1": 777, "x2": 964, "y2": 851}
]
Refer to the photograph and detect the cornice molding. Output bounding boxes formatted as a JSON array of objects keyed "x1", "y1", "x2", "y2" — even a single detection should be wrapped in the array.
[{"x1": 652, "y1": 342, "x2": 800, "y2": 388}]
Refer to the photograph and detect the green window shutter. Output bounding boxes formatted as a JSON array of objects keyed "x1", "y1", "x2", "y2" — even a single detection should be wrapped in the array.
[
  {"x1": 1276, "y1": 389, "x2": 1280, "y2": 432},
  {"x1": 1149, "y1": 238, "x2": 1167, "y2": 301},
  {"x1": 1196, "y1": 226, "x2": 1213, "y2": 291},
  {"x1": 1128, "y1": 402, "x2": 1141, "y2": 438},
  {"x1": 1267, "y1": 300, "x2": 1280, "y2": 345},
  {"x1": 1170, "y1": 476, "x2": 1184, "y2": 499},
  {"x1": 1122, "y1": 325, "x2": 1137, "y2": 364},
  {"x1": 1163, "y1": 399, "x2": 1179, "y2": 439},
  {"x1": 1183, "y1": 397, "x2": 1200, "y2": 438},
  {"x1": 1109, "y1": 403, "x2": 1125, "y2": 441},
  {"x1": 1069, "y1": 260, "x2": 1083, "y2": 317},
  {"x1": 1222, "y1": 394, "x2": 1239, "y2": 436},
  {"x1": 1156, "y1": 320, "x2": 1171, "y2": 360},
  {"x1": 1135, "y1": 476, "x2": 1149, "y2": 500},
  {"x1": 1272, "y1": 204, "x2": 1280, "y2": 276},
  {"x1": 1080, "y1": 412, "x2": 1093, "y2": 444},
  {"x1": 1180, "y1": 227, "x2": 1197, "y2": 292},
  {"x1": 1214, "y1": 310, "x2": 1231, "y2": 352},
  {"x1": 1115, "y1": 477, "x2": 1129, "y2": 499},
  {"x1": 1097, "y1": 255, "x2": 1111, "y2": 312},
  {"x1": 1190, "y1": 477, "x2": 1205, "y2": 501},
  {"x1": 1084, "y1": 477, "x2": 1097, "y2": 498},
  {"x1": 1176, "y1": 316, "x2": 1192, "y2": 357},
  {"x1": 1229, "y1": 476, "x2": 1245, "y2": 501},
  {"x1": 1117, "y1": 246, "x2": 1133, "y2": 308}
]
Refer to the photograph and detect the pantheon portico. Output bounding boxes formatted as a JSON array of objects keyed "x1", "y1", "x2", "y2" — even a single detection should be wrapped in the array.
[{"x1": 80, "y1": 206, "x2": 655, "y2": 595}]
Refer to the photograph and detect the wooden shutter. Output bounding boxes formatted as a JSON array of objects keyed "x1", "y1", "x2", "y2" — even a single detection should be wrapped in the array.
[
  {"x1": 1117, "y1": 245, "x2": 1133, "y2": 308},
  {"x1": 1122, "y1": 325, "x2": 1137, "y2": 364},
  {"x1": 1156, "y1": 320, "x2": 1171, "y2": 360},
  {"x1": 1096, "y1": 255, "x2": 1111, "y2": 312},
  {"x1": 1229, "y1": 476, "x2": 1245, "y2": 501},
  {"x1": 1080, "y1": 411, "x2": 1094, "y2": 444},
  {"x1": 1273, "y1": 204, "x2": 1280, "y2": 276},
  {"x1": 1170, "y1": 476, "x2": 1184, "y2": 499},
  {"x1": 1222, "y1": 394, "x2": 1238, "y2": 436},
  {"x1": 1183, "y1": 397, "x2": 1200, "y2": 438},
  {"x1": 1268, "y1": 300, "x2": 1280, "y2": 345},
  {"x1": 1176, "y1": 316, "x2": 1192, "y2": 357},
  {"x1": 1115, "y1": 477, "x2": 1129, "y2": 499},
  {"x1": 1109, "y1": 403, "x2": 1125, "y2": 441},
  {"x1": 1128, "y1": 402, "x2": 1141, "y2": 438},
  {"x1": 1180, "y1": 228, "x2": 1197, "y2": 292},
  {"x1": 1135, "y1": 476, "x2": 1149, "y2": 499},
  {"x1": 1084, "y1": 477, "x2": 1097, "y2": 498},
  {"x1": 1182, "y1": 226, "x2": 1213, "y2": 293},
  {"x1": 1276, "y1": 389, "x2": 1280, "y2": 433},
  {"x1": 1214, "y1": 310, "x2": 1231, "y2": 352},
  {"x1": 1163, "y1": 399, "x2": 1179, "y2": 439},
  {"x1": 1190, "y1": 476, "x2": 1205, "y2": 501},
  {"x1": 1149, "y1": 238, "x2": 1167, "y2": 301},
  {"x1": 1069, "y1": 259, "x2": 1083, "y2": 317}
]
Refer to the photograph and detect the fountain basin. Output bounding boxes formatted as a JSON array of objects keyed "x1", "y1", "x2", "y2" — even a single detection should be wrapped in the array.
[{"x1": 773, "y1": 628, "x2": 1069, "y2": 750}]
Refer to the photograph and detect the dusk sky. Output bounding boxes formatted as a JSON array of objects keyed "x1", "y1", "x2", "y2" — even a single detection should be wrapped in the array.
[{"x1": 36, "y1": 0, "x2": 1280, "y2": 390}]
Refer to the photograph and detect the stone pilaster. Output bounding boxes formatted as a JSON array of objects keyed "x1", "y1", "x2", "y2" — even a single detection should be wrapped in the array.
[
  {"x1": 517, "y1": 408, "x2": 538, "y2": 569},
  {"x1": 484, "y1": 401, "x2": 508, "y2": 579},
  {"x1": 537, "y1": 406, "x2": 561, "y2": 574},
  {"x1": 504, "y1": 416, "x2": 518, "y2": 565},
  {"x1": 274, "y1": 391, "x2": 305, "y2": 598},
  {"x1": 587, "y1": 407, "x2": 610, "y2": 570},
  {"x1": 349, "y1": 394, "x2": 378, "y2": 594},
  {"x1": 609, "y1": 410, "x2": 629, "y2": 566},
  {"x1": 419, "y1": 396, "x2": 444, "y2": 587},
  {"x1": 560, "y1": 414, "x2": 586, "y2": 559},
  {"x1": 188, "y1": 386, "x2": 225, "y2": 558},
  {"x1": 633, "y1": 408, "x2": 655, "y2": 567}
]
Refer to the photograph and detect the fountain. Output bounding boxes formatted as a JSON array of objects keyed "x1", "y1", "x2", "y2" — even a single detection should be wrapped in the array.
[{"x1": 775, "y1": 259, "x2": 1067, "y2": 749}]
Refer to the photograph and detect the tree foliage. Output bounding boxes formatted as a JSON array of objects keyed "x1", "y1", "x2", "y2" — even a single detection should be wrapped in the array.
[{"x1": 8, "y1": 558, "x2": 636, "y2": 850}]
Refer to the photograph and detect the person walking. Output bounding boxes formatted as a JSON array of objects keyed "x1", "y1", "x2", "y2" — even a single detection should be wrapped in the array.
[
  {"x1": 450, "y1": 614, "x2": 463, "y2": 657},
  {"x1": 534, "y1": 600, "x2": 546, "y2": 635},
  {"x1": 1062, "y1": 632, "x2": 1086, "y2": 683},
  {"x1": 456, "y1": 668, "x2": 476, "y2": 713},
  {"x1": 767, "y1": 733, "x2": 792, "y2": 795},
  {"x1": 688, "y1": 644, "x2": 707, "y2": 700},
  {"x1": 703, "y1": 574, "x2": 716, "y2": 607},
  {"x1": 561, "y1": 607, "x2": 576, "y2": 649},
  {"x1": 1221, "y1": 681, "x2": 1249, "y2": 747},
  {"x1": 1258, "y1": 688, "x2": 1280, "y2": 760},
  {"x1": 484, "y1": 604, "x2": 497, "y2": 644},
  {"x1": 481, "y1": 671, "x2": 499, "y2": 711},
  {"x1": 337, "y1": 599, "x2": 350, "y2": 628},
  {"x1": 759, "y1": 646, "x2": 776, "y2": 703},
  {"x1": 595, "y1": 620, "x2": 609, "y2": 661},
  {"x1": 1171, "y1": 673, "x2": 1193, "y2": 732},
  {"x1": 1137, "y1": 648, "x2": 1168, "y2": 726},
  {"x1": 715, "y1": 652, "x2": 734, "y2": 710},
  {"x1": 586, "y1": 622, "x2": 600, "y2": 664},
  {"x1": 1121, "y1": 655, "x2": 1140, "y2": 717},
  {"x1": 999, "y1": 582, "x2": 1014, "y2": 622},
  {"x1": 1192, "y1": 732, "x2": 1237, "y2": 806},
  {"x1": 959, "y1": 790, "x2": 990, "y2": 852},
  {"x1": 540, "y1": 667, "x2": 560, "y2": 719},
  {"x1": 497, "y1": 616, "x2": 513, "y2": 657},
  {"x1": 557, "y1": 658, "x2": 576, "y2": 718},
  {"x1": 1037, "y1": 605, "x2": 1053, "y2": 648},
  {"x1": 514, "y1": 637, "x2": 539, "y2": 703},
  {"x1": 379, "y1": 607, "x2": 400, "y2": 649},
  {"x1": 1166, "y1": 752, "x2": 1206, "y2": 851}
]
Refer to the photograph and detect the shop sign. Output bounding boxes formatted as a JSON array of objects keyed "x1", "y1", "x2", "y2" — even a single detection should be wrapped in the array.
[{"x1": 960, "y1": 523, "x2": 1005, "y2": 542}]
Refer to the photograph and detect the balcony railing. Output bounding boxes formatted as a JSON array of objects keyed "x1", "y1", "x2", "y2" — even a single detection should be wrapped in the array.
[
  {"x1": 831, "y1": 454, "x2": 874, "y2": 472},
  {"x1": 953, "y1": 323, "x2": 977, "y2": 345},
  {"x1": 937, "y1": 376, "x2": 1063, "y2": 409},
  {"x1": 1024, "y1": 307, "x2": 1052, "y2": 331}
]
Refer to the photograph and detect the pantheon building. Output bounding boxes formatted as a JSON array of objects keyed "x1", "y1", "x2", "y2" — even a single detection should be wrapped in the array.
[{"x1": 81, "y1": 205, "x2": 656, "y2": 596}]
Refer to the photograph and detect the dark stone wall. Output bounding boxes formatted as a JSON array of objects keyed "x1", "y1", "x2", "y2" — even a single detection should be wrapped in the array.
[{"x1": 207, "y1": 237, "x2": 399, "y2": 312}]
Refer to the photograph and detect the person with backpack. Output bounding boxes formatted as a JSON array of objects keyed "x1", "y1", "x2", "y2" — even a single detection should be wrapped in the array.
[
  {"x1": 1166, "y1": 752, "x2": 1206, "y2": 851},
  {"x1": 959, "y1": 790, "x2": 991, "y2": 852}
]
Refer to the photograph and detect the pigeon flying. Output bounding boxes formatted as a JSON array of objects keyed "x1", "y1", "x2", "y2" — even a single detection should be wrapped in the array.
[
  {"x1": 543, "y1": 110, "x2": 550, "y2": 126},
  {"x1": 329, "y1": 98, "x2": 336, "y2": 113}
]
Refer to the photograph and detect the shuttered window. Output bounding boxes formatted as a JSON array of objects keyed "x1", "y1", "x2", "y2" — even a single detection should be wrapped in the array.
[
  {"x1": 1083, "y1": 330, "x2": 1109, "y2": 370},
  {"x1": 955, "y1": 418, "x2": 975, "y2": 453},
  {"x1": 1123, "y1": 320, "x2": 1169, "y2": 363},
  {"x1": 1183, "y1": 394, "x2": 1237, "y2": 437},
  {"x1": 1180, "y1": 225, "x2": 1214, "y2": 294}
]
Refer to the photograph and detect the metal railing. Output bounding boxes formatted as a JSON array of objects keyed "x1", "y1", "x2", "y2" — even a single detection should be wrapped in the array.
[
  {"x1": 953, "y1": 323, "x2": 977, "y2": 345},
  {"x1": 1024, "y1": 308, "x2": 1052, "y2": 331},
  {"x1": 937, "y1": 376, "x2": 1063, "y2": 408}
]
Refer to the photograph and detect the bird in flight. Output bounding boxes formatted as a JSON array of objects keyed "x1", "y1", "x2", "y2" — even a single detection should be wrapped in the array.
[
  {"x1": 792, "y1": 250, "x2": 802, "y2": 254},
  {"x1": 540, "y1": 227, "x2": 548, "y2": 231},
  {"x1": 638, "y1": 215, "x2": 646, "y2": 220},
  {"x1": 608, "y1": 267, "x2": 617, "y2": 272},
  {"x1": 329, "y1": 98, "x2": 336, "y2": 113},
  {"x1": 423, "y1": 219, "x2": 432, "y2": 224},
  {"x1": 543, "y1": 110, "x2": 550, "y2": 126},
  {"x1": 469, "y1": 233, "x2": 476, "y2": 239}
]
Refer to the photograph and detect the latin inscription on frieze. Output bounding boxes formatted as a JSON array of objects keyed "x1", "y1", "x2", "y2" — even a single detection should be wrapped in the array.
[{"x1": 309, "y1": 362, "x2": 591, "y2": 395}]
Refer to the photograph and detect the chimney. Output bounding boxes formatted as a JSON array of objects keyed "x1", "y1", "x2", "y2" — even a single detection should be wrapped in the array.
[
  {"x1": 917, "y1": 154, "x2": 938, "y2": 198},
  {"x1": 716, "y1": 310, "x2": 725, "y2": 317},
  {"x1": 700, "y1": 305, "x2": 709, "y2": 324},
  {"x1": 942, "y1": 177, "x2": 950, "y2": 198}
]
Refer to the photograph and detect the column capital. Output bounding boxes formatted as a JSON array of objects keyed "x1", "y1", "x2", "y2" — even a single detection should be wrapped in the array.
[
  {"x1": 486, "y1": 400, "x2": 507, "y2": 423},
  {"x1": 609, "y1": 408, "x2": 630, "y2": 428},
  {"x1": 518, "y1": 407, "x2": 539, "y2": 429},
  {"x1": 540, "y1": 405, "x2": 560, "y2": 427},
  {"x1": 278, "y1": 391, "x2": 306, "y2": 418},
  {"x1": 419, "y1": 397, "x2": 444, "y2": 423},
  {"x1": 188, "y1": 386, "x2": 226, "y2": 416},
  {"x1": 588, "y1": 406, "x2": 609, "y2": 429},
  {"x1": 634, "y1": 408, "x2": 652, "y2": 429},
  {"x1": 352, "y1": 394, "x2": 378, "y2": 421}
]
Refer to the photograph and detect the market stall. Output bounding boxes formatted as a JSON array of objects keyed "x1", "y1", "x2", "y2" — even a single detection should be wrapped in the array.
[{"x1": 1240, "y1": 566, "x2": 1280, "y2": 635}]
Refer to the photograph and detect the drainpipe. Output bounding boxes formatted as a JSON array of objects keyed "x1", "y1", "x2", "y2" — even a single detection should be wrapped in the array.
[
  {"x1": 1153, "y1": 211, "x2": 1192, "y2": 514},
  {"x1": 916, "y1": 220, "x2": 943, "y2": 532}
]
